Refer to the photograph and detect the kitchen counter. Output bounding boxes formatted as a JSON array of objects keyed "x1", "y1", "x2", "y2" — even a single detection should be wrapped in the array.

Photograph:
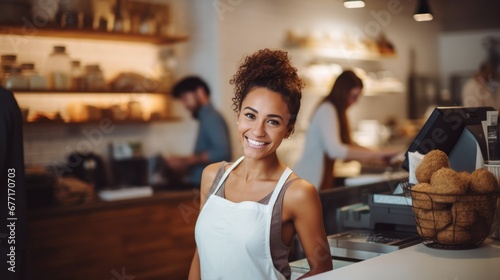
[{"x1": 307, "y1": 238, "x2": 500, "y2": 280}]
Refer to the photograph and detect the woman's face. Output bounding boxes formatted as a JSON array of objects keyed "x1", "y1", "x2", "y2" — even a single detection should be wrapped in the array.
[
  {"x1": 237, "y1": 87, "x2": 293, "y2": 160},
  {"x1": 347, "y1": 86, "x2": 362, "y2": 108}
]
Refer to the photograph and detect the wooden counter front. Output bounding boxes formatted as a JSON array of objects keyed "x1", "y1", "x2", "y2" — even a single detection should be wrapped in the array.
[{"x1": 27, "y1": 190, "x2": 200, "y2": 280}]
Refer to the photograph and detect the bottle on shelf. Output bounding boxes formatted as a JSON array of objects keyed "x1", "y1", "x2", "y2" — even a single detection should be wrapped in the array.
[
  {"x1": 113, "y1": 0, "x2": 131, "y2": 33},
  {"x1": 3, "y1": 66, "x2": 29, "y2": 90},
  {"x1": 46, "y1": 45, "x2": 72, "y2": 91},
  {"x1": 57, "y1": 0, "x2": 92, "y2": 29},
  {"x1": 0, "y1": 54, "x2": 18, "y2": 86},
  {"x1": 155, "y1": 48, "x2": 177, "y2": 92},
  {"x1": 84, "y1": 64, "x2": 107, "y2": 91},
  {"x1": 1, "y1": 54, "x2": 17, "y2": 67},
  {"x1": 20, "y1": 63, "x2": 47, "y2": 90},
  {"x1": 70, "y1": 60, "x2": 85, "y2": 91}
]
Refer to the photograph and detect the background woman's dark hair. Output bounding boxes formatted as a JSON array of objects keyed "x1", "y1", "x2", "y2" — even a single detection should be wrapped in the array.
[
  {"x1": 230, "y1": 49, "x2": 304, "y2": 125},
  {"x1": 323, "y1": 70, "x2": 363, "y2": 144}
]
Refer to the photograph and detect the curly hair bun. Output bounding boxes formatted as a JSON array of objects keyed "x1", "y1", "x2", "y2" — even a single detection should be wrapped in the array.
[{"x1": 230, "y1": 49, "x2": 304, "y2": 124}]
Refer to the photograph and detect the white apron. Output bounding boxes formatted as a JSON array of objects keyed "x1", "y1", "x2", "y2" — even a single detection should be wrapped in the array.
[{"x1": 195, "y1": 156, "x2": 291, "y2": 280}]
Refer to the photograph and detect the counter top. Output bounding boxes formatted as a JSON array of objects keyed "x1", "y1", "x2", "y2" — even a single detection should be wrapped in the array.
[{"x1": 308, "y1": 239, "x2": 500, "y2": 280}]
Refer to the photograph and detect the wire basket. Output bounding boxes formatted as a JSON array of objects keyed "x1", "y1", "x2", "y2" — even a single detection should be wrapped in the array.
[{"x1": 403, "y1": 183, "x2": 500, "y2": 249}]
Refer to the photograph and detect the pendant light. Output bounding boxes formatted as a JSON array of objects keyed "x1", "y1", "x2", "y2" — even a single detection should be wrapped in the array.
[
  {"x1": 343, "y1": 0, "x2": 365, "y2": 9},
  {"x1": 413, "y1": 0, "x2": 433, "y2": 21}
]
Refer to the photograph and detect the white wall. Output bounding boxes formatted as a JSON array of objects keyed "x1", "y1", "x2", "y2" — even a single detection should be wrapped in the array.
[
  {"x1": 439, "y1": 29, "x2": 500, "y2": 90},
  {"x1": 204, "y1": 0, "x2": 442, "y2": 160}
]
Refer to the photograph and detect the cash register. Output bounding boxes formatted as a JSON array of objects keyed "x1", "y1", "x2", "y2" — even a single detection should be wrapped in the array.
[{"x1": 328, "y1": 106, "x2": 496, "y2": 261}]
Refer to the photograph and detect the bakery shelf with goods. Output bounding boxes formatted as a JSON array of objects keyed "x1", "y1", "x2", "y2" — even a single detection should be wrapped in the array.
[
  {"x1": 14, "y1": 91, "x2": 179, "y2": 125},
  {"x1": 0, "y1": 0, "x2": 188, "y2": 127},
  {"x1": 1, "y1": 34, "x2": 184, "y2": 126}
]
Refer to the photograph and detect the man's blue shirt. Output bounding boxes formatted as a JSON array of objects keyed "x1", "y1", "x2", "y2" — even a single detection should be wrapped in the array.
[{"x1": 187, "y1": 103, "x2": 232, "y2": 185}]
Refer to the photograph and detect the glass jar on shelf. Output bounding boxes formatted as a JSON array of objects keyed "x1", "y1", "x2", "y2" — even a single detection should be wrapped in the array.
[
  {"x1": 113, "y1": 0, "x2": 131, "y2": 33},
  {"x1": 84, "y1": 64, "x2": 107, "y2": 91},
  {"x1": 21, "y1": 63, "x2": 47, "y2": 90},
  {"x1": 1, "y1": 54, "x2": 18, "y2": 85},
  {"x1": 155, "y1": 48, "x2": 177, "y2": 92},
  {"x1": 57, "y1": 0, "x2": 92, "y2": 29},
  {"x1": 3, "y1": 66, "x2": 29, "y2": 90},
  {"x1": 1, "y1": 54, "x2": 17, "y2": 68},
  {"x1": 71, "y1": 60, "x2": 85, "y2": 91},
  {"x1": 46, "y1": 45, "x2": 72, "y2": 91}
]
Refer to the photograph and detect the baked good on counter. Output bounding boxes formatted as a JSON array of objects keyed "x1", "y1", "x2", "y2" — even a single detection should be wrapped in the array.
[
  {"x1": 415, "y1": 208, "x2": 452, "y2": 231},
  {"x1": 469, "y1": 168, "x2": 499, "y2": 193},
  {"x1": 411, "y1": 149, "x2": 500, "y2": 245},
  {"x1": 451, "y1": 200, "x2": 477, "y2": 227},
  {"x1": 415, "y1": 149, "x2": 449, "y2": 183},
  {"x1": 437, "y1": 224, "x2": 471, "y2": 245},
  {"x1": 430, "y1": 168, "x2": 469, "y2": 203},
  {"x1": 411, "y1": 183, "x2": 448, "y2": 210}
]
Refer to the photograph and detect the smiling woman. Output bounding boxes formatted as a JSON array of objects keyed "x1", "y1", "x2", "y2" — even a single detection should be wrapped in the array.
[
  {"x1": 188, "y1": 49, "x2": 333, "y2": 280},
  {"x1": 237, "y1": 87, "x2": 292, "y2": 160}
]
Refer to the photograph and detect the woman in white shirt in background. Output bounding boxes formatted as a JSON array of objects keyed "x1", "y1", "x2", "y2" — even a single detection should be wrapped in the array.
[{"x1": 294, "y1": 70, "x2": 399, "y2": 191}]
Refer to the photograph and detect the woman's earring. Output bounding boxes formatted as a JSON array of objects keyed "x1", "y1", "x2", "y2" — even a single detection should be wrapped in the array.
[{"x1": 236, "y1": 121, "x2": 239, "y2": 125}]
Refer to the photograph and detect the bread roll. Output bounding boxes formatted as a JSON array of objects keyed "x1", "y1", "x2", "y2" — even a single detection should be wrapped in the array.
[
  {"x1": 430, "y1": 168, "x2": 468, "y2": 203},
  {"x1": 436, "y1": 224, "x2": 471, "y2": 245},
  {"x1": 469, "y1": 168, "x2": 499, "y2": 194},
  {"x1": 415, "y1": 150, "x2": 449, "y2": 183},
  {"x1": 411, "y1": 183, "x2": 448, "y2": 210}
]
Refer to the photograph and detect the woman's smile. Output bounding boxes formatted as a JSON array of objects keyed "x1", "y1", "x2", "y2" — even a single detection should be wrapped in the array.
[{"x1": 245, "y1": 136, "x2": 268, "y2": 148}]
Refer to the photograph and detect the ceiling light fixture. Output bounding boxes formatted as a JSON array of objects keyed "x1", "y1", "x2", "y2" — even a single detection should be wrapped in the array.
[
  {"x1": 344, "y1": 0, "x2": 365, "y2": 9},
  {"x1": 413, "y1": 0, "x2": 433, "y2": 21}
]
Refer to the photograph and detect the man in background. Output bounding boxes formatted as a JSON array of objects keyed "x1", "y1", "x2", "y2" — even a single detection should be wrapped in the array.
[
  {"x1": 162, "y1": 76, "x2": 232, "y2": 189},
  {"x1": 461, "y1": 61, "x2": 500, "y2": 108},
  {"x1": 0, "y1": 87, "x2": 28, "y2": 279}
]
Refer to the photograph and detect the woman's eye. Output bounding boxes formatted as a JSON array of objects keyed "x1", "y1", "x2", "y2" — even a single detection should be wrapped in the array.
[
  {"x1": 244, "y1": 113, "x2": 255, "y2": 119},
  {"x1": 268, "y1": 119, "x2": 280, "y2": 126}
]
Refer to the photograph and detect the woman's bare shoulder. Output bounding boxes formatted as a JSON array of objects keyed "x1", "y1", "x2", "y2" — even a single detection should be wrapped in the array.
[
  {"x1": 203, "y1": 162, "x2": 224, "y2": 176},
  {"x1": 200, "y1": 161, "x2": 228, "y2": 193},
  {"x1": 285, "y1": 175, "x2": 319, "y2": 202}
]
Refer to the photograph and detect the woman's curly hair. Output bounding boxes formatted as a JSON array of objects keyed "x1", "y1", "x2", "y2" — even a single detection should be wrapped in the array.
[{"x1": 230, "y1": 49, "x2": 304, "y2": 125}]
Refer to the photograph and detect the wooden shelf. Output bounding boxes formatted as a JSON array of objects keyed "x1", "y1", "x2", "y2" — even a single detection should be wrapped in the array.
[
  {"x1": 0, "y1": 25, "x2": 188, "y2": 45},
  {"x1": 287, "y1": 47, "x2": 397, "y2": 62},
  {"x1": 24, "y1": 117, "x2": 180, "y2": 126},
  {"x1": 14, "y1": 90, "x2": 167, "y2": 95}
]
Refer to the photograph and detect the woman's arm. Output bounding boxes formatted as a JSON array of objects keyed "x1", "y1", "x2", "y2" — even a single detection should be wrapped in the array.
[
  {"x1": 317, "y1": 102, "x2": 400, "y2": 163},
  {"x1": 285, "y1": 179, "x2": 333, "y2": 278},
  {"x1": 188, "y1": 249, "x2": 201, "y2": 280},
  {"x1": 345, "y1": 146, "x2": 400, "y2": 163},
  {"x1": 187, "y1": 162, "x2": 220, "y2": 280}
]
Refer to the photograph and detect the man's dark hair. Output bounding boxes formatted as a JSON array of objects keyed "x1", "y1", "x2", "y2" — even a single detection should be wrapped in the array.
[{"x1": 172, "y1": 76, "x2": 211, "y2": 98}]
